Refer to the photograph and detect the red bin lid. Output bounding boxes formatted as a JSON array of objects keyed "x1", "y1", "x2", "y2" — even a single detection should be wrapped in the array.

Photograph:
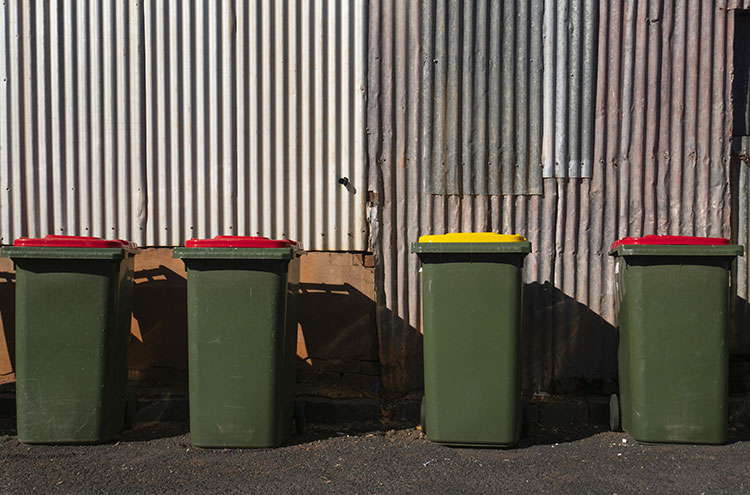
[
  {"x1": 184, "y1": 236, "x2": 295, "y2": 248},
  {"x1": 610, "y1": 235, "x2": 730, "y2": 251},
  {"x1": 13, "y1": 235, "x2": 136, "y2": 249}
]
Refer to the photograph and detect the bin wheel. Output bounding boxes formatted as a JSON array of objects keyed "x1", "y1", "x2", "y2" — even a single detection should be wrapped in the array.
[
  {"x1": 294, "y1": 398, "x2": 306, "y2": 435},
  {"x1": 125, "y1": 391, "x2": 138, "y2": 429},
  {"x1": 420, "y1": 396, "x2": 427, "y2": 435},
  {"x1": 609, "y1": 394, "x2": 621, "y2": 432}
]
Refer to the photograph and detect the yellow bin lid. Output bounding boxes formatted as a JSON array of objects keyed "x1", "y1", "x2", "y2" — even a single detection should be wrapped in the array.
[{"x1": 418, "y1": 232, "x2": 526, "y2": 243}]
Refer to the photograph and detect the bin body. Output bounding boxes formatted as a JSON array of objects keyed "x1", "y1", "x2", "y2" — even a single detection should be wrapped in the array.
[
  {"x1": 610, "y1": 236, "x2": 743, "y2": 444},
  {"x1": 413, "y1": 234, "x2": 530, "y2": 447},
  {"x1": 174, "y1": 237, "x2": 299, "y2": 448},
  {"x1": 2, "y1": 236, "x2": 135, "y2": 444}
]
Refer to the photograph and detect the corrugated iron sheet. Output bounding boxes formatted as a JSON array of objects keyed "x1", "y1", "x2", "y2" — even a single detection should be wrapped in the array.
[
  {"x1": 0, "y1": 0, "x2": 147, "y2": 244},
  {"x1": 370, "y1": 0, "x2": 740, "y2": 395},
  {"x1": 0, "y1": 0, "x2": 367, "y2": 250},
  {"x1": 732, "y1": 11, "x2": 750, "y2": 353},
  {"x1": 542, "y1": 0, "x2": 597, "y2": 178},
  {"x1": 420, "y1": 0, "x2": 598, "y2": 196},
  {"x1": 735, "y1": 144, "x2": 750, "y2": 353},
  {"x1": 421, "y1": 0, "x2": 544, "y2": 195}
]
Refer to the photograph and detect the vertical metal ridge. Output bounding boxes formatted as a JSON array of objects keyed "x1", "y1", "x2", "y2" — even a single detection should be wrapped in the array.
[
  {"x1": 553, "y1": 0, "x2": 569, "y2": 178},
  {"x1": 542, "y1": 0, "x2": 596, "y2": 179},
  {"x1": 167, "y1": 0, "x2": 180, "y2": 243}
]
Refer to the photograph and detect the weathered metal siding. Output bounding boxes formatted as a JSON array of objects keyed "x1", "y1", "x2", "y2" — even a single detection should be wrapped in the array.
[
  {"x1": 419, "y1": 0, "x2": 598, "y2": 196},
  {"x1": 542, "y1": 0, "x2": 598, "y2": 178},
  {"x1": 370, "y1": 0, "x2": 739, "y2": 395},
  {"x1": 421, "y1": 0, "x2": 544, "y2": 195},
  {"x1": 0, "y1": 0, "x2": 367, "y2": 250},
  {"x1": 732, "y1": 8, "x2": 750, "y2": 353}
]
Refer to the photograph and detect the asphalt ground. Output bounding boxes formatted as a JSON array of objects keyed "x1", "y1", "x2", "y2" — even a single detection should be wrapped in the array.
[{"x1": 0, "y1": 419, "x2": 747, "y2": 494}]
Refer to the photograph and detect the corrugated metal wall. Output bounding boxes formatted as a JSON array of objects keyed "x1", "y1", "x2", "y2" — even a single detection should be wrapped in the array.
[
  {"x1": 2, "y1": 0, "x2": 749, "y2": 396},
  {"x1": 419, "y1": 0, "x2": 598, "y2": 196},
  {"x1": 733, "y1": 8, "x2": 750, "y2": 353},
  {"x1": 0, "y1": 0, "x2": 146, "y2": 244},
  {"x1": 370, "y1": 0, "x2": 743, "y2": 395},
  {"x1": 421, "y1": 0, "x2": 545, "y2": 195},
  {"x1": 0, "y1": 0, "x2": 367, "y2": 250},
  {"x1": 542, "y1": 0, "x2": 597, "y2": 178}
]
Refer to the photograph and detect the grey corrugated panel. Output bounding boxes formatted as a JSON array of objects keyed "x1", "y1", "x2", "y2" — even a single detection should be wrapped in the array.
[
  {"x1": 370, "y1": 0, "x2": 740, "y2": 396},
  {"x1": 0, "y1": 0, "x2": 366, "y2": 250},
  {"x1": 541, "y1": 0, "x2": 597, "y2": 178},
  {"x1": 422, "y1": 0, "x2": 544, "y2": 195},
  {"x1": 730, "y1": 0, "x2": 750, "y2": 9}
]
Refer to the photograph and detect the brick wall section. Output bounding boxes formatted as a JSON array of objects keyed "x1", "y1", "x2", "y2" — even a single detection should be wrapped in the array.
[{"x1": 0, "y1": 249, "x2": 379, "y2": 393}]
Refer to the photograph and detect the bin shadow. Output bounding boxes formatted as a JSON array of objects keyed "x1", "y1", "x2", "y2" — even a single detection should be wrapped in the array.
[
  {"x1": 129, "y1": 266, "x2": 188, "y2": 382},
  {"x1": 118, "y1": 421, "x2": 190, "y2": 443},
  {"x1": 372, "y1": 306, "x2": 424, "y2": 398},
  {"x1": 296, "y1": 283, "x2": 380, "y2": 395},
  {"x1": 732, "y1": 295, "x2": 750, "y2": 359},
  {"x1": 521, "y1": 282, "x2": 618, "y2": 396},
  {"x1": 0, "y1": 270, "x2": 14, "y2": 376}
]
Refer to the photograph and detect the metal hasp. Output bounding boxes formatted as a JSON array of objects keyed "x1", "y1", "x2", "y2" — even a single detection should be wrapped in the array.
[
  {"x1": 173, "y1": 236, "x2": 301, "y2": 448},
  {"x1": 412, "y1": 233, "x2": 531, "y2": 447},
  {"x1": 609, "y1": 235, "x2": 744, "y2": 444},
  {"x1": 1, "y1": 235, "x2": 137, "y2": 444}
]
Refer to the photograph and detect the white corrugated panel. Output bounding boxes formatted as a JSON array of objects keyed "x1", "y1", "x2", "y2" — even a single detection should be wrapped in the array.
[
  {"x1": 0, "y1": 0, "x2": 147, "y2": 244},
  {"x1": 0, "y1": 0, "x2": 367, "y2": 250},
  {"x1": 142, "y1": 0, "x2": 367, "y2": 249}
]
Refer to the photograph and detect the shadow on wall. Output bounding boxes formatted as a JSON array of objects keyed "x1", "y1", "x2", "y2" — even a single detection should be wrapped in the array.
[
  {"x1": 730, "y1": 158, "x2": 750, "y2": 356},
  {"x1": 377, "y1": 281, "x2": 617, "y2": 398},
  {"x1": 0, "y1": 270, "x2": 15, "y2": 379},
  {"x1": 129, "y1": 265, "x2": 189, "y2": 376},
  {"x1": 376, "y1": 306, "x2": 424, "y2": 398},
  {"x1": 296, "y1": 282, "x2": 380, "y2": 394},
  {"x1": 733, "y1": 296, "x2": 750, "y2": 355},
  {"x1": 522, "y1": 282, "x2": 618, "y2": 395}
]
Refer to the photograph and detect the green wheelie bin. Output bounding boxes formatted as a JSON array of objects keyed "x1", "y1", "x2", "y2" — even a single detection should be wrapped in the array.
[
  {"x1": 1, "y1": 235, "x2": 137, "y2": 444},
  {"x1": 609, "y1": 235, "x2": 743, "y2": 444},
  {"x1": 174, "y1": 236, "x2": 300, "y2": 448},
  {"x1": 412, "y1": 232, "x2": 531, "y2": 447}
]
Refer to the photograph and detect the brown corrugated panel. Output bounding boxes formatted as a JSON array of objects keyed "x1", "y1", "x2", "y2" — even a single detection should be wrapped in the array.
[{"x1": 369, "y1": 0, "x2": 739, "y2": 396}]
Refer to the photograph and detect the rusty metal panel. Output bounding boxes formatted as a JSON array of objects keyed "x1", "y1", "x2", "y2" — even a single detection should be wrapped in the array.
[
  {"x1": 369, "y1": 0, "x2": 738, "y2": 396},
  {"x1": 0, "y1": 0, "x2": 147, "y2": 245},
  {"x1": 0, "y1": 0, "x2": 367, "y2": 250}
]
